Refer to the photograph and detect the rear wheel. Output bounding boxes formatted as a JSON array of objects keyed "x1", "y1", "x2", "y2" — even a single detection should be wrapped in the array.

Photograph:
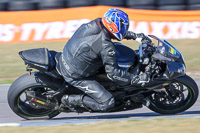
[
  {"x1": 8, "y1": 73, "x2": 61, "y2": 120},
  {"x1": 17, "y1": 86, "x2": 60, "y2": 119},
  {"x1": 148, "y1": 75, "x2": 199, "y2": 114}
]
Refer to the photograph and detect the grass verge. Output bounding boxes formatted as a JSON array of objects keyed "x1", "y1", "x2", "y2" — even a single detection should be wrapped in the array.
[{"x1": 0, "y1": 118, "x2": 200, "y2": 133}]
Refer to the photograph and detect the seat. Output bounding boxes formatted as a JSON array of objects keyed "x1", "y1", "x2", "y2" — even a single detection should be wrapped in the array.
[
  {"x1": 19, "y1": 48, "x2": 50, "y2": 66},
  {"x1": 49, "y1": 50, "x2": 57, "y2": 69},
  {"x1": 54, "y1": 52, "x2": 62, "y2": 75},
  {"x1": 55, "y1": 52, "x2": 62, "y2": 64},
  {"x1": 19, "y1": 48, "x2": 58, "y2": 71}
]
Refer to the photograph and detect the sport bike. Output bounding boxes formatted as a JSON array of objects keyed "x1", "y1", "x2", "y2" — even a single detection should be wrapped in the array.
[{"x1": 8, "y1": 35, "x2": 199, "y2": 119}]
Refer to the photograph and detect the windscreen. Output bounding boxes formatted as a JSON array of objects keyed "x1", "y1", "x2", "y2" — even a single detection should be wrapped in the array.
[{"x1": 148, "y1": 35, "x2": 181, "y2": 59}]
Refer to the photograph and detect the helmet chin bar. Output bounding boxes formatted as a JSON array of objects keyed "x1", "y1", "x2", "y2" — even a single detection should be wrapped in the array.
[
  {"x1": 113, "y1": 32, "x2": 123, "y2": 41},
  {"x1": 109, "y1": 26, "x2": 114, "y2": 32},
  {"x1": 106, "y1": 25, "x2": 122, "y2": 41}
]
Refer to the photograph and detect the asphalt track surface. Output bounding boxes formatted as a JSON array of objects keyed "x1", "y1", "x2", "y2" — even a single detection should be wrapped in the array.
[{"x1": 0, "y1": 78, "x2": 199, "y2": 126}]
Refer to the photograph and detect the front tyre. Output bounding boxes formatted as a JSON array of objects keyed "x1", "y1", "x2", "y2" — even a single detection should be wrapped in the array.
[
  {"x1": 8, "y1": 72, "x2": 61, "y2": 120},
  {"x1": 148, "y1": 75, "x2": 199, "y2": 114}
]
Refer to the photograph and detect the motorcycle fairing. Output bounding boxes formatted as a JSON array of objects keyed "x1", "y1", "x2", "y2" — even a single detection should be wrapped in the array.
[
  {"x1": 149, "y1": 35, "x2": 186, "y2": 80},
  {"x1": 164, "y1": 61, "x2": 186, "y2": 79}
]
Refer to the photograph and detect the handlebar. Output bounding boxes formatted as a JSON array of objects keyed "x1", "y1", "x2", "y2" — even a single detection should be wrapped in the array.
[{"x1": 139, "y1": 45, "x2": 143, "y2": 63}]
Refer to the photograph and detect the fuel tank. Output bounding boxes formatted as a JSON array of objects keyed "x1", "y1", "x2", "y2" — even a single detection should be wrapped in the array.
[{"x1": 114, "y1": 42, "x2": 137, "y2": 70}]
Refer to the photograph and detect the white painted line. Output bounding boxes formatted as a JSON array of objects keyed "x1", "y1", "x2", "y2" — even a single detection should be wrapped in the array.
[
  {"x1": 0, "y1": 123, "x2": 20, "y2": 127},
  {"x1": 0, "y1": 84, "x2": 11, "y2": 87}
]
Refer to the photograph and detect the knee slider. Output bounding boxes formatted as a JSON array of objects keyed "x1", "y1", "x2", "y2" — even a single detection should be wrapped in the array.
[{"x1": 100, "y1": 97, "x2": 115, "y2": 111}]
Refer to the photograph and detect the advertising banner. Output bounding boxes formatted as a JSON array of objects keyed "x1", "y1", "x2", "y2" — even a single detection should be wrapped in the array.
[{"x1": 0, "y1": 6, "x2": 200, "y2": 43}]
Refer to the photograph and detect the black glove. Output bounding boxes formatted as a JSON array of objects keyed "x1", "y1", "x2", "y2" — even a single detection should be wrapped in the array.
[
  {"x1": 136, "y1": 33, "x2": 152, "y2": 44},
  {"x1": 131, "y1": 72, "x2": 150, "y2": 86},
  {"x1": 124, "y1": 32, "x2": 151, "y2": 44},
  {"x1": 124, "y1": 31, "x2": 137, "y2": 40}
]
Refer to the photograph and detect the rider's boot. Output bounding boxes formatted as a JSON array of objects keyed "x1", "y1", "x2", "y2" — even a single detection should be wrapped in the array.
[
  {"x1": 61, "y1": 95, "x2": 115, "y2": 112},
  {"x1": 132, "y1": 72, "x2": 150, "y2": 87},
  {"x1": 61, "y1": 95, "x2": 85, "y2": 111}
]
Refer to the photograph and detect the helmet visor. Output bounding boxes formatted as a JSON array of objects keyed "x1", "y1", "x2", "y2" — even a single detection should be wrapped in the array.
[
  {"x1": 120, "y1": 22, "x2": 129, "y2": 37},
  {"x1": 117, "y1": 13, "x2": 129, "y2": 37}
]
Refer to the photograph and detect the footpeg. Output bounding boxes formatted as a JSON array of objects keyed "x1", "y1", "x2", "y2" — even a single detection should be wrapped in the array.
[{"x1": 143, "y1": 98, "x2": 150, "y2": 107}]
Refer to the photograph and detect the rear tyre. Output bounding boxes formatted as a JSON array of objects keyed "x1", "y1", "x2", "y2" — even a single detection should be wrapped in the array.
[
  {"x1": 148, "y1": 75, "x2": 199, "y2": 114},
  {"x1": 8, "y1": 72, "x2": 61, "y2": 120}
]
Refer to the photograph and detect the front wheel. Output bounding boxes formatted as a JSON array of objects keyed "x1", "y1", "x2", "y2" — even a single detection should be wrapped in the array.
[{"x1": 148, "y1": 75, "x2": 199, "y2": 114}]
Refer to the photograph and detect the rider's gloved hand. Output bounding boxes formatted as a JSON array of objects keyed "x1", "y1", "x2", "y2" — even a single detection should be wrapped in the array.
[
  {"x1": 131, "y1": 72, "x2": 150, "y2": 86},
  {"x1": 124, "y1": 31, "x2": 137, "y2": 40},
  {"x1": 135, "y1": 33, "x2": 152, "y2": 44},
  {"x1": 125, "y1": 32, "x2": 152, "y2": 44}
]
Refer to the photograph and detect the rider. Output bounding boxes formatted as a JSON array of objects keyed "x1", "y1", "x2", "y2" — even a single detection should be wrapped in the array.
[{"x1": 57, "y1": 8, "x2": 151, "y2": 112}]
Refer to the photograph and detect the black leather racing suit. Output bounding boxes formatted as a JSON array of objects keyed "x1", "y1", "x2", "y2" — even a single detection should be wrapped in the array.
[{"x1": 57, "y1": 18, "x2": 139, "y2": 111}]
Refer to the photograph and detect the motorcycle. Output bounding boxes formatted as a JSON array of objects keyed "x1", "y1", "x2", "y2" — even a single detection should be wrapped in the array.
[{"x1": 8, "y1": 35, "x2": 199, "y2": 119}]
